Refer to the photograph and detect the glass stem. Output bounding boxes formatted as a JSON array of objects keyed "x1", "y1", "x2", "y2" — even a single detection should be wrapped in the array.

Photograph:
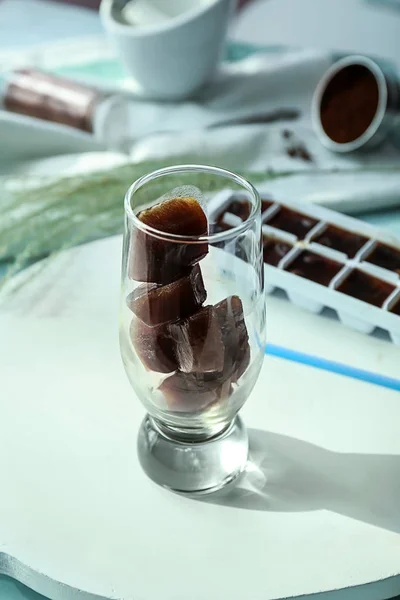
[{"x1": 149, "y1": 416, "x2": 233, "y2": 444}]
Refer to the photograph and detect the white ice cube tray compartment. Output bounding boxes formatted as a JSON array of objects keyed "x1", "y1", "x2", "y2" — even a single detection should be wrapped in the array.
[{"x1": 210, "y1": 190, "x2": 400, "y2": 345}]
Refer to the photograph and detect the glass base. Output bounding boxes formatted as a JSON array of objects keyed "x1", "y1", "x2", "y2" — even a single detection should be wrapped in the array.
[{"x1": 137, "y1": 414, "x2": 248, "y2": 495}]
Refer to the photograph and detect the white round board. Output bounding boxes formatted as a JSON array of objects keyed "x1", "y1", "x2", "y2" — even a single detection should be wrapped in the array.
[{"x1": 0, "y1": 236, "x2": 400, "y2": 600}]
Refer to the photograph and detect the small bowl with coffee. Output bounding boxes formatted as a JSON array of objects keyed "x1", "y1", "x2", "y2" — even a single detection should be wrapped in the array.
[{"x1": 312, "y1": 54, "x2": 400, "y2": 153}]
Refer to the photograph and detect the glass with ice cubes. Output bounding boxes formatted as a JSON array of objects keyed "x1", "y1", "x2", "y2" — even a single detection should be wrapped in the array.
[{"x1": 120, "y1": 165, "x2": 266, "y2": 494}]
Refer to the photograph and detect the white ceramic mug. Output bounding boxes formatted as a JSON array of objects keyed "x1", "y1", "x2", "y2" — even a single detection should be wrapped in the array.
[{"x1": 100, "y1": 0, "x2": 237, "y2": 100}]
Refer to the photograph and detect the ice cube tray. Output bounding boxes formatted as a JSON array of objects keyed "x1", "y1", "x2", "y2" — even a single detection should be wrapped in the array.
[{"x1": 210, "y1": 191, "x2": 400, "y2": 345}]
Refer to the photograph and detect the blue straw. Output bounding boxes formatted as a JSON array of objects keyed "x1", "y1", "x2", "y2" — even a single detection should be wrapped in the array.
[{"x1": 266, "y1": 344, "x2": 400, "y2": 392}]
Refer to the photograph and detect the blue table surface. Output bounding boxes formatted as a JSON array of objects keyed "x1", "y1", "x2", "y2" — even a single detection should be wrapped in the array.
[
  {"x1": 0, "y1": 580, "x2": 42, "y2": 600},
  {"x1": 1, "y1": 2, "x2": 400, "y2": 600}
]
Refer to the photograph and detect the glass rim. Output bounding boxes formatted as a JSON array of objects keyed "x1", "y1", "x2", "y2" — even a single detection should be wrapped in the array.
[{"x1": 124, "y1": 164, "x2": 261, "y2": 244}]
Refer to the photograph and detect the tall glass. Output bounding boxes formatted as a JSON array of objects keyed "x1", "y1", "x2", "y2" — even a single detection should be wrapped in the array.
[{"x1": 120, "y1": 165, "x2": 266, "y2": 494}]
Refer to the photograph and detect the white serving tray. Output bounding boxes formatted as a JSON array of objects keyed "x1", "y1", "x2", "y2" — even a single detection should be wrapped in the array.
[{"x1": 0, "y1": 236, "x2": 400, "y2": 600}]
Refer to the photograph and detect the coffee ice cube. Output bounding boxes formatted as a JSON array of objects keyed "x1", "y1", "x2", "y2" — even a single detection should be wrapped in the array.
[
  {"x1": 225, "y1": 197, "x2": 251, "y2": 221},
  {"x1": 313, "y1": 225, "x2": 368, "y2": 259},
  {"x1": 129, "y1": 196, "x2": 208, "y2": 283},
  {"x1": 263, "y1": 236, "x2": 293, "y2": 266},
  {"x1": 160, "y1": 371, "x2": 231, "y2": 413},
  {"x1": 127, "y1": 264, "x2": 206, "y2": 326},
  {"x1": 130, "y1": 318, "x2": 177, "y2": 373},
  {"x1": 214, "y1": 295, "x2": 250, "y2": 382},
  {"x1": 169, "y1": 305, "x2": 225, "y2": 374},
  {"x1": 285, "y1": 251, "x2": 342, "y2": 286},
  {"x1": 336, "y1": 269, "x2": 395, "y2": 307},
  {"x1": 267, "y1": 207, "x2": 318, "y2": 240},
  {"x1": 159, "y1": 296, "x2": 249, "y2": 411},
  {"x1": 168, "y1": 296, "x2": 249, "y2": 380},
  {"x1": 261, "y1": 198, "x2": 274, "y2": 213},
  {"x1": 364, "y1": 242, "x2": 400, "y2": 274},
  {"x1": 389, "y1": 297, "x2": 400, "y2": 316}
]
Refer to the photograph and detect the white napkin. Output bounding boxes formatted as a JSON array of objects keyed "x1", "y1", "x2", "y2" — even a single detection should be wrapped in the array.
[
  {"x1": 2, "y1": 42, "x2": 400, "y2": 215},
  {"x1": 97, "y1": 49, "x2": 330, "y2": 140},
  {"x1": 93, "y1": 48, "x2": 400, "y2": 214}
]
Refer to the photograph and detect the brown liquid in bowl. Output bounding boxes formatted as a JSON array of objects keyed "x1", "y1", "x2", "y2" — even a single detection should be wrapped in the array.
[{"x1": 320, "y1": 64, "x2": 379, "y2": 144}]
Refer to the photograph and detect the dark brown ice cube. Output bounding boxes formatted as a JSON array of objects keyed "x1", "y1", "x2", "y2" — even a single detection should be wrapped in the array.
[
  {"x1": 263, "y1": 236, "x2": 293, "y2": 266},
  {"x1": 389, "y1": 297, "x2": 400, "y2": 316},
  {"x1": 127, "y1": 264, "x2": 207, "y2": 326},
  {"x1": 159, "y1": 296, "x2": 250, "y2": 412},
  {"x1": 128, "y1": 196, "x2": 208, "y2": 283},
  {"x1": 168, "y1": 296, "x2": 249, "y2": 382},
  {"x1": 364, "y1": 243, "x2": 400, "y2": 275},
  {"x1": 337, "y1": 269, "x2": 395, "y2": 307},
  {"x1": 130, "y1": 318, "x2": 177, "y2": 373},
  {"x1": 313, "y1": 225, "x2": 368, "y2": 258},
  {"x1": 210, "y1": 196, "x2": 254, "y2": 234},
  {"x1": 261, "y1": 199, "x2": 274, "y2": 213},
  {"x1": 210, "y1": 211, "x2": 240, "y2": 234},
  {"x1": 285, "y1": 251, "x2": 342, "y2": 286},
  {"x1": 214, "y1": 295, "x2": 250, "y2": 383},
  {"x1": 225, "y1": 198, "x2": 251, "y2": 221},
  {"x1": 160, "y1": 371, "x2": 232, "y2": 413},
  {"x1": 169, "y1": 305, "x2": 225, "y2": 374},
  {"x1": 267, "y1": 207, "x2": 318, "y2": 239}
]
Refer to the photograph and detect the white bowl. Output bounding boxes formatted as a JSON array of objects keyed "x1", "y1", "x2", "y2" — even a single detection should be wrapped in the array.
[{"x1": 100, "y1": 0, "x2": 236, "y2": 100}]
